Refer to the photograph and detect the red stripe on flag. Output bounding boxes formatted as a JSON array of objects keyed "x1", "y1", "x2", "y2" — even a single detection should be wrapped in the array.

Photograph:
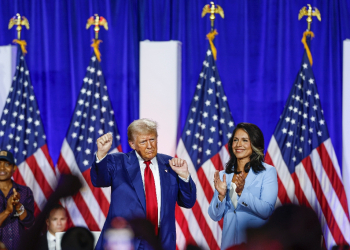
[
  {"x1": 291, "y1": 172, "x2": 310, "y2": 207},
  {"x1": 196, "y1": 167, "x2": 214, "y2": 203},
  {"x1": 117, "y1": 145, "x2": 122, "y2": 152},
  {"x1": 26, "y1": 155, "x2": 54, "y2": 199},
  {"x1": 211, "y1": 153, "x2": 224, "y2": 171},
  {"x1": 265, "y1": 152, "x2": 292, "y2": 204},
  {"x1": 81, "y1": 168, "x2": 110, "y2": 217},
  {"x1": 57, "y1": 154, "x2": 72, "y2": 174},
  {"x1": 175, "y1": 205, "x2": 196, "y2": 246},
  {"x1": 57, "y1": 155, "x2": 100, "y2": 231},
  {"x1": 302, "y1": 156, "x2": 347, "y2": 244},
  {"x1": 73, "y1": 191, "x2": 100, "y2": 231},
  {"x1": 264, "y1": 152, "x2": 273, "y2": 166},
  {"x1": 316, "y1": 144, "x2": 350, "y2": 219},
  {"x1": 13, "y1": 170, "x2": 26, "y2": 186},
  {"x1": 41, "y1": 144, "x2": 55, "y2": 170},
  {"x1": 191, "y1": 201, "x2": 220, "y2": 250}
]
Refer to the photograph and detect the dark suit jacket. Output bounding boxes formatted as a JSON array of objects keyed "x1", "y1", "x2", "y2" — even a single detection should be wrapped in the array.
[
  {"x1": 37, "y1": 234, "x2": 49, "y2": 250},
  {"x1": 90, "y1": 151, "x2": 196, "y2": 250}
]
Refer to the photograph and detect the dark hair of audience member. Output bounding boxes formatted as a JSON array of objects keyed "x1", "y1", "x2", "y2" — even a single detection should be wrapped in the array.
[
  {"x1": 61, "y1": 226, "x2": 94, "y2": 250},
  {"x1": 226, "y1": 123, "x2": 266, "y2": 175},
  {"x1": 45, "y1": 203, "x2": 65, "y2": 220},
  {"x1": 246, "y1": 204, "x2": 322, "y2": 250},
  {"x1": 332, "y1": 245, "x2": 350, "y2": 250}
]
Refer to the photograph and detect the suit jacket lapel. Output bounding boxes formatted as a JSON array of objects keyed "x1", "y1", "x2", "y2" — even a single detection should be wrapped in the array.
[
  {"x1": 157, "y1": 154, "x2": 170, "y2": 224},
  {"x1": 244, "y1": 167, "x2": 258, "y2": 187},
  {"x1": 125, "y1": 151, "x2": 146, "y2": 212}
]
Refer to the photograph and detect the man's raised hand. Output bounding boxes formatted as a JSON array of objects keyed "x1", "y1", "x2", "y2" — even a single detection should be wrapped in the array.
[
  {"x1": 96, "y1": 132, "x2": 113, "y2": 160},
  {"x1": 168, "y1": 158, "x2": 190, "y2": 179}
]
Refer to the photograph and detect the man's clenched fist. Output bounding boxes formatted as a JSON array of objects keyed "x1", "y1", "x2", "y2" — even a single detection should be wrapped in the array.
[{"x1": 96, "y1": 133, "x2": 113, "y2": 160}]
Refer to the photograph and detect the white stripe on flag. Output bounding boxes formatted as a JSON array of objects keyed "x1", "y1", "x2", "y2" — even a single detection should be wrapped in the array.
[
  {"x1": 180, "y1": 207, "x2": 210, "y2": 250},
  {"x1": 309, "y1": 148, "x2": 350, "y2": 242},
  {"x1": 61, "y1": 196, "x2": 88, "y2": 228},
  {"x1": 60, "y1": 139, "x2": 106, "y2": 229},
  {"x1": 219, "y1": 146, "x2": 230, "y2": 170},
  {"x1": 295, "y1": 161, "x2": 336, "y2": 249},
  {"x1": 33, "y1": 148, "x2": 57, "y2": 190},
  {"x1": 17, "y1": 159, "x2": 47, "y2": 211},
  {"x1": 175, "y1": 221, "x2": 186, "y2": 250},
  {"x1": 267, "y1": 136, "x2": 296, "y2": 203},
  {"x1": 323, "y1": 139, "x2": 342, "y2": 180}
]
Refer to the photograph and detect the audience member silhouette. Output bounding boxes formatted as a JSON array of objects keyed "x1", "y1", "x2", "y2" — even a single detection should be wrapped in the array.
[
  {"x1": 244, "y1": 204, "x2": 323, "y2": 250},
  {"x1": 61, "y1": 226, "x2": 94, "y2": 250}
]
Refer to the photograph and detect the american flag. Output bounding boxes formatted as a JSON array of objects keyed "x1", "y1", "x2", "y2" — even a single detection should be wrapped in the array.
[
  {"x1": 175, "y1": 46, "x2": 235, "y2": 250},
  {"x1": 56, "y1": 53, "x2": 122, "y2": 231},
  {"x1": 0, "y1": 46, "x2": 57, "y2": 216},
  {"x1": 265, "y1": 36, "x2": 350, "y2": 249}
]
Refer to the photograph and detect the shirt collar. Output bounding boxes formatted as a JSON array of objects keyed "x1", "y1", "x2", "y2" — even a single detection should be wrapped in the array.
[
  {"x1": 47, "y1": 230, "x2": 56, "y2": 241},
  {"x1": 134, "y1": 151, "x2": 157, "y2": 166}
]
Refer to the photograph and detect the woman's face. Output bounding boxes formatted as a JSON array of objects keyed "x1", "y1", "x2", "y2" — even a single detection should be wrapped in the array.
[{"x1": 232, "y1": 128, "x2": 253, "y2": 161}]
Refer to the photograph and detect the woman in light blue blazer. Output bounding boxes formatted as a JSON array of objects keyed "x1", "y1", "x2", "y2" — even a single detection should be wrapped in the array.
[{"x1": 208, "y1": 123, "x2": 278, "y2": 250}]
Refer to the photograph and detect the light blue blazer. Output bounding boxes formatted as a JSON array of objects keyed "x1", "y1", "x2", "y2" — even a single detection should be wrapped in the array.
[{"x1": 208, "y1": 163, "x2": 278, "y2": 250}]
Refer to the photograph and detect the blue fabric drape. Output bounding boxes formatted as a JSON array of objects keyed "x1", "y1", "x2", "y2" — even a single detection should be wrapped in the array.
[{"x1": 0, "y1": 0, "x2": 349, "y2": 168}]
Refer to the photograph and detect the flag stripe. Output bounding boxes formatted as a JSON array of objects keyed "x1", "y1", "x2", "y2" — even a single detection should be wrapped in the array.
[
  {"x1": 179, "y1": 206, "x2": 210, "y2": 250},
  {"x1": 33, "y1": 148, "x2": 57, "y2": 191},
  {"x1": 18, "y1": 159, "x2": 47, "y2": 211},
  {"x1": 26, "y1": 153, "x2": 53, "y2": 199},
  {"x1": 56, "y1": 153, "x2": 101, "y2": 230},
  {"x1": 175, "y1": 220, "x2": 187, "y2": 250},
  {"x1": 267, "y1": 138, "x2": 295, "y2": 202},
  {"x1": 294, "y1": 161, "x2": 336, "y2": 248},
  {"x1": 316, "y1": 142, "x2": 349, "y2": 218},
  {"x1": 58, "y1": 139, "x2": 106, "y2": 229},
  {"x1": 301, "y1": 156, "x2": 347, "y2": 244},
  {"x1": 265, "y1": 152, "x2": 292, "y2": 204},
  {"x1": 81, "y1": 168, "x2": 110, "y2": 217},
  {"x1": 291, "y1": 173, "x2": 309, "y2": 206},
  {"x1": 175, "y1": 206, "x2": 196, "y2": 246}
]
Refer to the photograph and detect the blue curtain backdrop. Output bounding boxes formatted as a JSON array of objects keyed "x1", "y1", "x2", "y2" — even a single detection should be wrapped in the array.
[{"x1": 0, "y1": 0, "x2": 349, "y2": 169}]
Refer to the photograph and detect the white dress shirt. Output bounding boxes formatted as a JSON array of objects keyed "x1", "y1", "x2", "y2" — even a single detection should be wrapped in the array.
[{"x1": 47, "y1": 231, "x2": 56, "y2": 250}]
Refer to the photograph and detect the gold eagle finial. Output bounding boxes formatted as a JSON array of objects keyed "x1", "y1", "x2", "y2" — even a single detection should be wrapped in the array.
[
  {"x1": 298, "y1": 4, "x2": 321, "y2": 31},
  {"x1": 202, "y1": 2, "x2": 224, "y2": 31},
  {"x1": 8, "y1": 13, "x2": 30, "y2": 40},
  {"x1": 86, "y1": 14, "x2": 108, "y2": 40}
]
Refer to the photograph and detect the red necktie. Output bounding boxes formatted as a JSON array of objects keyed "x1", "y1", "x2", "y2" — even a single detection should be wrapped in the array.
[{"x1": 144, "y1": 160, "x2": 158, "y2": 235}]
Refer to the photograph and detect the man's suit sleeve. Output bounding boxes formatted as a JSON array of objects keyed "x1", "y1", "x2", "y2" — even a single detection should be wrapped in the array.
[
  {"x1": 91, "y1": 154, "x2": 115, "y2": 187},
  {"x1": 177, "y1": 176, "x2": 196, "y2": 208}
]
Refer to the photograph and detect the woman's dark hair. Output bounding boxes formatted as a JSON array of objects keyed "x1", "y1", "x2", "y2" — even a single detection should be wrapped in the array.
[{"x1": 225, "y1": 123, "x2": 266, "y2": 174}]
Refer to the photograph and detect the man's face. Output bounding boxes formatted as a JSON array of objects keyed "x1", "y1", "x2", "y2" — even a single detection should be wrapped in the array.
[
  {"x1": 0, "y1": 160, "x2": 17, "y2": 182},
  {"x1": 129, "y1": 132, "x2": 158, "y2": 161},
  {"x1": 46, "y1": 208, "x2": 67, "y2": 236}
]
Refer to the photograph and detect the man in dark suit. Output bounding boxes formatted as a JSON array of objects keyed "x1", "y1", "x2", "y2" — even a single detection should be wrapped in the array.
[
  {"x1": 37, "y1": 204, "x2": 68, "y2": 250},
  {"x1": 91, "y1": 118, "x2": 196, "y2": 250}
]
